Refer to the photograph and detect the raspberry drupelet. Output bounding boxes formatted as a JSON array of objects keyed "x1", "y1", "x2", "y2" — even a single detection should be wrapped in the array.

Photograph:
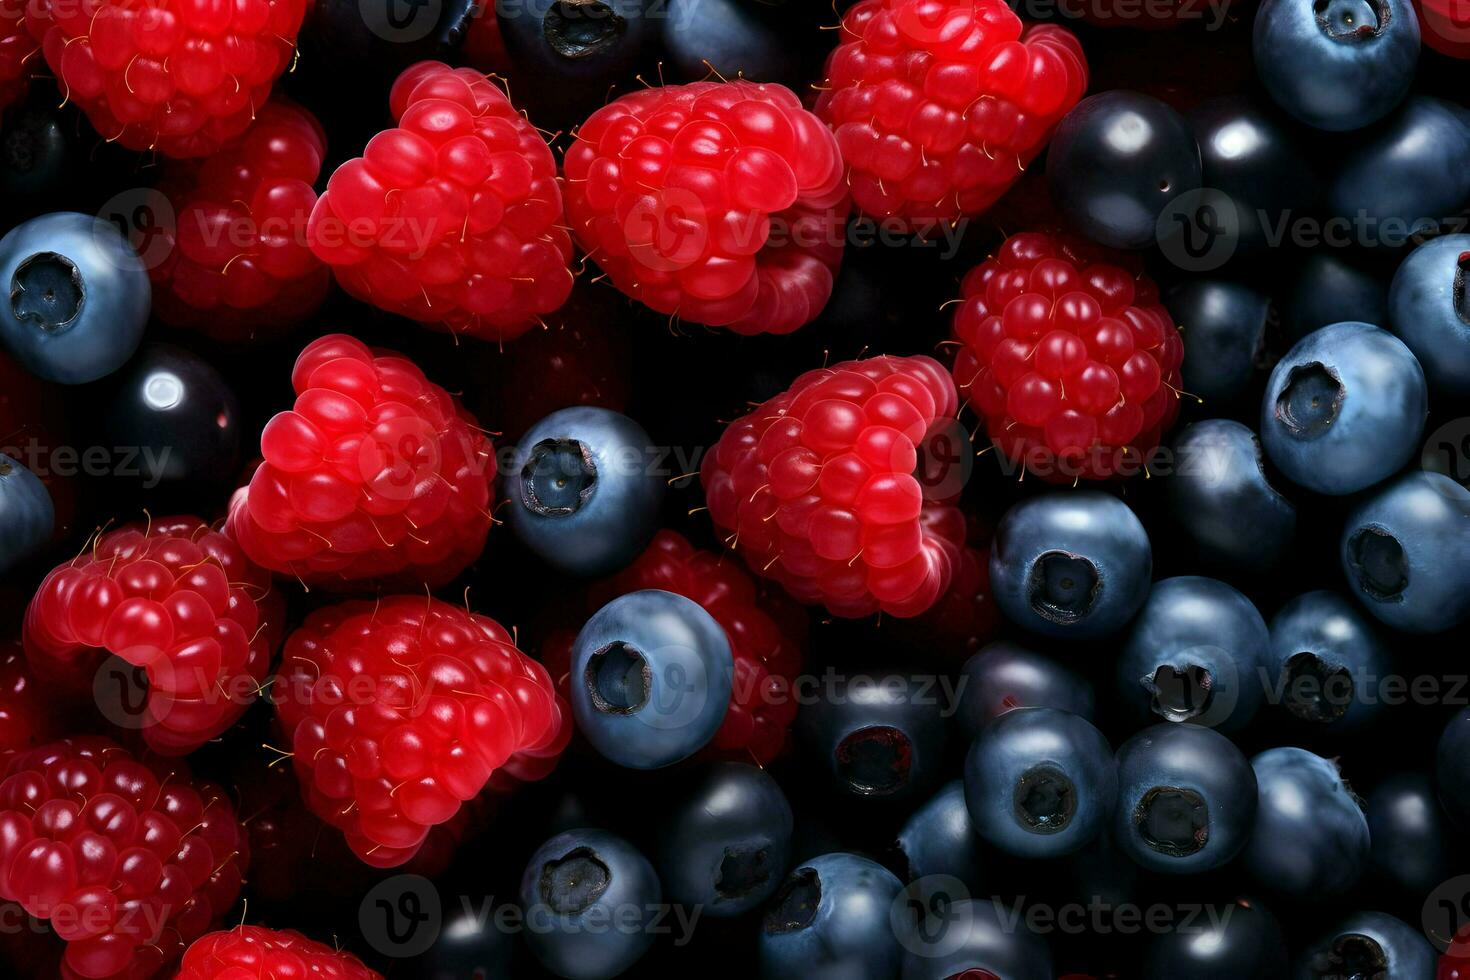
[
  {"x1": 950, "y1": 231, "x2": 1185, "y2": 481},
  {"x1": 150, "y1": 100, "x2": 329, "y2": 341},
  {"x1": 224, "y1": 333, "x2": 496, "y2": 589},
  {"x1": 0, "y1": 737, "x2": 248, "y2": 980},
  {"x1": 307, "y1": 61, "x2": 574, "y2": 341},
  {"x1": 177, "y1": 925, "x2": 382, "y2": 979},
  {"x1": 273, "y1": 595, "x2": 566, "y2": 867},
  {"x1": 24, "y1": 0, "x2": 308, "y2": 158},
  {"x1": 23, "y1": 516, "x2": 283, "y2": 756},
  {"x1": 701, "y1": 354, "x2": 967, "y2": 618},
  {"x1": 564, "y1": 80, "x2": 849, "y2": 335},
  {"x1": 815, "y1": 0, "x2": 1087, "y2": 229}
]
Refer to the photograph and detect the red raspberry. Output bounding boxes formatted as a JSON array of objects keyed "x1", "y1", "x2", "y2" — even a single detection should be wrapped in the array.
[
  {"x1": 149, "y1": 100, "x2": 329, "y2": 342},
  {"x1": 950, "y1": 231, "x2": 1184, "y2": 481},
  {"x1": 0, "y1": 0, "x2": 37, "y2": 111},
  {"x1": 177, "y1": 926, "x2": 379, "y2": 980},
  {"x1": 564, "y1": 80, "x2": 849, "y2": 335},
  {"x1": 307, "y1": 61, "x2": 574, "y2": 342},
  {"x1": 273, "y1": 595, "x2": 566, "y2": 867},
  {"x1": 224, "y1": 333, "x2": 495, "y2": 588},
  {"x1": 0, "y1": 737, "x2": 247, "y2": 980},
  {"x1": 815, "y1": 0, "x2": 1087, "y2": 228},
  {"x1": 23, "y1": 516, "x2": 283, "y2": 756},
  {"x1": 701, "y1": 354, "x2": 966, "y2": 618},
  {"x1": 0, "y1": 643, "x2": 60, "y2": 754},
  {"x1": 24, "y1": 0, "x2": 307, "y2": 158}
]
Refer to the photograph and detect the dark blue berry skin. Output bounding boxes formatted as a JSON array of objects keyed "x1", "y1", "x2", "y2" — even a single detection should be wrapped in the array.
[
  {"x1": 1243, "y1": 748, "x2": 1370, "y2": 898},
  {"x1": 1282, "y1": 252, "x2": 1391, "y2": 343},
  {"x1": 662, "y1": 0, "x2": 824, "y2": 93},
  {"x1": 1295, "y1": 912, "x2": 1436, "y2": 979},
  {"x1": 0, "y1": 452, "x2": 53, "y2": 574},
  {"x1": 0, "y1": 106, "x2": 78, "y2": 224},
  {"x1": 519, "y1": 828, "x2": 661, "y2": 980},
  {"x1": 1388, "y1": 233, "x2": 1470, "y2": 396},
  {"x1": 656, "y1": 763, "x2": 793, "y2": 917},
  {"x1": 1166, "y1": 280, "x2": 1271, "y2": 405},
  {"x1": 1141, "y1": 898, "x2": 1289, "y2": 980},
  {"x1": 1340, "y1": 472, "x2": 1470, "y2": 633},
  {"x1": 1265, "y1": 591, "x2": 1389, "y2": 732},
  {"x1": 1435, "y1": 707, "x2": 1470, "y2": 828},
  {"x1": 570, "y1": 589, "x2": 734, "y2": 769},
  {"x1": 506, "y1": 406, "x2": 664, "y2": 577},
  {"x1": 1261, "y1": 322, "x2": 1427, "y2": 495},
  {"x1": 964, "y1": 707, "x2": 1117, "y2": 859},
  {"x1": 956, "y1": 641, "x2": 1094, "y2": 741},
  {"x1": 1046, "y1": 91, "x2": 1202, "y2": 250},
  {"x1": 415, "y1": 904, "x2": 515, "y2": 979},
  {"x1": 1366, "y1": 772, "x2": 1451, "y2": 899},
  {"x1": 760, "y1": 852, "x2": 909, "y2": 980},
  {"x1": 1116, "y1": 576, "x2": 1269, "y2": 734},
  {"x1": 0, "y1": 212, "x2": 149, "y2": 384},
  {"x1": 1113, "y1": 723, "x2": 1258, "y2": 875},
  {"x1": 988, "y1": 491, "x2": 1152, "y2": 640},
  {"x1": 1253, "y1": 0, "x2": 1419, "y2": 132},
  {"x1": 1167, "y1": 420, "x2": 1297, "y2": 574},
  {"x1": 894, "y1": 781, "x2": 984, "y2": 894},
  {"x1": 899, "y1": 898, "x2": 1052, "y2": 980}
]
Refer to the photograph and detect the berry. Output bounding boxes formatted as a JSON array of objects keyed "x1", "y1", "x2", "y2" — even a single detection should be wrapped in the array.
[
  {"x1": 0, "y1": 0, "x2": 36, "y2": 112},
  {"x1": 307, "y1": 61, "x2": 574, "y2": 341},
  {"x1": 25, "y1": 515, "x2": 282, "y2": 755},
  {"x1": 0, "y1": 642, "x2": 60, "y2": 753},
  {"x1": 414, "y1": 902, "x2": 515, "y2": 979},
  {"x1": 1141, "y1": 899, "x2": 1289, "y2": 979},
  {"x1": 225, "y1": 333, "x2": 496, "y2": 588},
  {"x1": 661, "y1": 0, "x2": 828, "y2": 93},
  {"x1": 760, "y1": 853, "x2": 908, "y2": 980},
  {"x1": 815, "y1": 0, "x2": 1087, "y2": 228},
  {"x1": 570, "y1": 589, "x2": 734, "y2": 769},
  {"x1": 950, "y1": 231, "x2": 1184, "y2": 481},
  {"x1": 148, "y1": 100, "x2": 329, "y2": 341},
  {"x1": 1261, "y1": 322, "x2": 1427, "y2": 495},
  {"x1": 1298, "y1": 912, "x2": 1436, "y2": 979},
  {"x1": 956, "y1": 640, "x2": 1095, "y2": 740},
  {"x1": 564, "y1": 79, "x2": 848, "y2": 335},
  {"x1": 1282, "y1": 252, "x2": 1390, "y2": 342},
  {"x1": 1243, "y1": 747, "x2": 1370, "y2": 898},
  {"x1": 0, "y1": 451, "x2": 52, "y2": 574},
  {"x1": 898, "y1": 897, "x2": 1052, "y2": 980},
  {"x1": 1416, "y1": 0, "x2": 1470, "y2": 56},
  {"x1": 1365, "y1": 771, "x2": 1451, "y2": 900},
  {"x1": 25, "y1": 0, "x2": 308, "y2": 158},
  {"x1": 1388, "y1": 233, "x2": 1470, "y2": 396},
  {"x1": 701, "y1": 353, "x2": 965, "y2": 617},
  {"x1": 177, "y1": 926, "x2": 381, "y2": 979},
  {"x1": 0, "y1": 212, "x2": 149, "y2": 384},
  {"x1": 0, "y1": 737, "x2": 248, "y2": 980},
  {"x1": 1265, "y1": 591, "x2": 1388, "y2": 731},
  {"x1": 894, "y1": 780, "x2": 984, "y2": 892},
  {"x1": 1164, "y1": 279, "x2": 1271, "y2": 406},
  {"x1": 273, "y1": 595, "x2": 565, "y2": 867}
]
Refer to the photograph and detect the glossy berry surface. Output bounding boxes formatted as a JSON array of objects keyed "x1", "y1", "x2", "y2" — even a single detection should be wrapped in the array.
[
  {"x1": 900, "y1": 897, "x2": 1052, "y2": 980},
  {"x1": 951, "y1": 231, "x2": 1184, "y2": 481},
  {"x1": 1283, "y1": 253, "x2": 1391, "y2": 342},
  {"x1": 1437, "y1": 707, "x2": 1470, "y2": 828},
  {"x1": 565, "y1": 79, "x2": 848, "y2": 335},
  {"x1": 894, "y1": 779, "x2": 984, "y2": 891},
  {"x1": 1140, "y1": 898, "x2": 1288, "y2": 979},
  {"x1": 0, "y1": 1, "x2": 36, "y2": 112},
  {"x1": 760, "y1": 852, "x2": 908, "y2": 980},
  {"x1": 0, "y1": 452, "x2": 52, "y2": 575},
  {"x1": 1297, "y1": 912, "x2": 1436, "y2": 979},
  {"x1": 1243, "y1": 747, "x2": 1370, "y2": 898},
  {"x1": 0, "y1": 642, "x2": 58, "y2": 753},
  {"x1": 1388, "y1": 233, "x2": 1470, "y2": 396},
  {"x1": 1365, "y1": 771, "x2": 1450, "y2": 899},
  {"x1": 1264, "y1": 591, "x2": 1388, "y2": 731},
  {"x1": 815, "y1": 0, "x2": 1087, "y2": 228},
  {"x1": 956, "y1": 640, "x2": 1094, "y2": 739},
  {"x1": 1165, "y1": 279, "x2": 1270, "y2": 406},
  {"x1": 225, "y1": 333, "x2": 496, "y2": 588},
  {"x1": 177, "y1": 926, "x2": 381, "y2": 979}
]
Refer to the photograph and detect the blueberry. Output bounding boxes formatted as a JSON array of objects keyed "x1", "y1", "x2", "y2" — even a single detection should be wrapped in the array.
[
  {"x1": 0, "y1": 212, "x2": 149, "y2": 384},
  {"x1": 1265, "y1": 591, "x2": 1388, "y2": 730},
  {"x1": 1242, "y1": 747, "x2": 1370, "y2": 898},
  {"x1": 1436, "y1": 706, "x2": 1470, "y2": 827},
  {"x1": 1046, "y1": 91, "x2": 1202, "y2": 250},
  {"x1": 1281, "y1": 252, "x2": 1391, "y2": 342},
  {"x1": 507, "y1": 407, "x2": 664, "y2": 577},
  {"x1": 519, "y1": 828, "x2": 661, "y2": 980},
  {"x1": 415, "y1": 903, "x2": 515, "y2": 979},
  {"x1": 956, "y1": 641, "x2": 1095, "y2": 741},
  {"x1": 1295, "y1": 912, "x2": 1436, "y2": 979},
  {"x1": 0, "y1": 452, "x2": 53, "y2": 574},
  {"x1": 1340, "y1": 471, "x2": 1470, "y2": 633},
  {"x1": 656, "y1": 762, "x2": 793, "y2": 917},
  {"x1": 1116, "y1": 576, "x2": 1269, "y2": 733},
  {"x1": 570, "y1": 590, "x2": 734, "y2": 769},
  {"x1": 1166, "y1": 280, "x2": 1271, "y2": 405},
  {"x1": 1113, "y1": 723, "x2": 1258, "y2": 874},
  {"x1": 1253, "y1": 0, "x2": 1418, "y2": 131},
  {"x1": 1388, "y1": 233, "x2": 1470, "y2": 396},
  {"x1": 0, "y1": 105, "x2": 77, "y2": 222},
  {"x1": 988, "y1": 491, "x2": 1152, "y2": 640},
  {"x1": 1366, "y1": 771, "x2": 1451, "y2": 899},
  {"x1": 1141, "y1": 898, "x2": 1289, "y2": 979},
  {"x1": 797, "y1": 673, "x2": 950, "y2": 803},
  {"x1": 760, "y1": 852, "x2": 909, "y2": 980},
  {"x1": 1167, "y1": 420, "x2": 1297, "y2": 574},
  {"x1": 1261, "y1": 322, "x2": 1427, "y2": 495},
  {"x1": 898, "y1": 898, "x2": 1052, "y2": 980},
  {"x1": 662, "y1": 0, "x2": 823, "y2": 92},
  {"x1": 894, "y1": 781, "x2": 984, "y2": 894},
  {"x1": 963, "y1": 707, "x2": 1117, "y2": 859}
]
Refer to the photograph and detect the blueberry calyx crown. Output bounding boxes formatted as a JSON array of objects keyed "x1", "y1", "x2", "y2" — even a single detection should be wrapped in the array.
[
  {"x1": 1281, "y1": 652, "x2": 1353, "y2": 723},
  {"x1": 584, "y1": 641, "x2": 651, "y2": 715},
  {"x1": 1013, "y1": 763, "x2": 1077, "y2": 834},
  {"x1": 834, "y1": 725, "x2": 913, "y2": 797},
  {"x1": 1276, "y1": 362, "x2": 1343, "y2": 439},
  {"x1": 539, "y1": 845, "x2": 612, "y2": 914},
  {"x1": 1134, "y1": 785, "x2": 1210, "y2": 857},
  {"x1": 763, "y1": 867, "x2": 819, "y2": 935},
  {"x1": 1346, "y1": 526, "x2": 1408, "y2": 601},
  {"x1": 716, "y1": 844, "x2": 773, "y2": 900},
  {"x1": 1141, "y1": 663, "x2": 1216, "y2": 722},
  {"x1": 1026, "y1": 550, "x2": 1101, "y2": 625},
  {"x1": 1313, "y1": 0, "x2": 1389, "y2": 40},
  {"x1": 544, "y1": 0, "x2": 625, "y2": 60},
  {"x1": 520, "y1": 437, "x2": 597, "y2": 517},
  {"x1": 1307, "y1": 932, "x2": 1388, "y2": 979},
  {"x1": 11, "y1": 251, "x2": 84, "y2": 332}
]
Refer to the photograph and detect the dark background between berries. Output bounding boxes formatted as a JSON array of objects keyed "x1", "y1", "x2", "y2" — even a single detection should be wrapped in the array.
[{"x1": 2, "y1": 0, "x2": 1469, "y2": 976}]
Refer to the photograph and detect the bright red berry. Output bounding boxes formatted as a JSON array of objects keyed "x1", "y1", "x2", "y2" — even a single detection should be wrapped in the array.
[
  {"x1": 0, "y1": 0, "x2": 37, "y2": 111},
  {"x1": 225, "y1": 333, "x2": 496, "y2": 588},
  {"x1": 23, "y1": 516, "x2": 283, "y2": 756},
  {"x1": 815, "y1": 0, "x2": 1087, "y2": 228},
  {"x1": 701, "y1": 354, "x2": 967, "y2": 618},
  {"x1": 177, "y1": 925, "x2": 380, "y2": 980},
  {"x1": 0, "y1": 737, "x2": 248, "y2": 980},
  {"x1": 24, "y1": 0, "x2": 308, "y2": 158},
  {"x1": 149, "y1": 100, "x2": 329, "y2": 341},
  {"x1": 273, "y1": 595, "x2": 566, "y2": 867},
  {"x1": 564, "y1": 80, "x2": 849, "y2": 335},
  {"x1": 307, "y1": 60, "x2": 574, "y2": 342},
  {"x1": 950, "y1": 231, "x2": 1184, "y2": 481}
]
